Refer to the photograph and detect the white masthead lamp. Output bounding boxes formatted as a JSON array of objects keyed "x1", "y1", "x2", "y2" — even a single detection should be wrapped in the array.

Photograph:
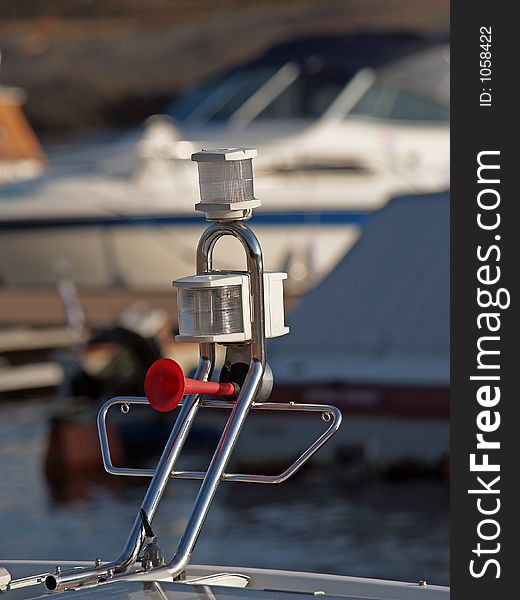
[
  {"x1": 191, "y1": 147, "x2": 260, "y2": 220},
  {"x1": 176, "y1": 147, "x2": 287, "y2": 344}
]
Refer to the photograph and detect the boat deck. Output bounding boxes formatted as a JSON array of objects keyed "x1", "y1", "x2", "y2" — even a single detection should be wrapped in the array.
[{"x1": 1, "y1": 562, "x2": 449, "y2": 600}]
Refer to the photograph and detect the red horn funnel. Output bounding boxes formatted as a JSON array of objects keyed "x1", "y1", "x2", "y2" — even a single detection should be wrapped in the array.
[{"x1": 145, "y1": 358, "x2": 237, "y2": 412}]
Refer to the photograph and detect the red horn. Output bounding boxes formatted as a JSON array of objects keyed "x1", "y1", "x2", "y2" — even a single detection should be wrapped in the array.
[{"x1": 145, "y1": 358, "x2": 236, "y2": 412}]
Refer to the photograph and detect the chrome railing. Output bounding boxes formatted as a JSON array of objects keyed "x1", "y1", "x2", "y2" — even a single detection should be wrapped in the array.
[{"x1": 5, "y1": 220, "x2": 342, "y2": 594}]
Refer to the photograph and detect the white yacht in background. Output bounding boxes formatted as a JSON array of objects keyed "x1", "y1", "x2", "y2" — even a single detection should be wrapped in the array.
[{"x1": 0, "y1": 33, "x2": 449, "y2": 292}]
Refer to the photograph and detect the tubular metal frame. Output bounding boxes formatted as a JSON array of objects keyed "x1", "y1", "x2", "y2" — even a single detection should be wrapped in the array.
[
  {"x1": 98, "y1": 396, "x2": 342, "y2": 483},
  {"x1": 40, "y1": 221, "x2": 342, "y2": 593}
]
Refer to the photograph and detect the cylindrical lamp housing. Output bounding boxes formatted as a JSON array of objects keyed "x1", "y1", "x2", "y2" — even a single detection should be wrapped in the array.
[
  {"x1": 174, "y1": 272, "x2": 289, "y2": 343},
  {"x1": 191, "y1": 148, "x2": 261, "y2": 220}
]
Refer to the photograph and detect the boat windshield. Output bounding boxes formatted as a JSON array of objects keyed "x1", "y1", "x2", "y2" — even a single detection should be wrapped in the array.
[{"x1": 168, "y1": 63, "x2": 348, "y2": 126}]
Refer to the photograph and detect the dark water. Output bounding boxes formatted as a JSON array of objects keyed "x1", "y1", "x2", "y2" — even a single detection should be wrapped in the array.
[{"x1": 0, "y1": 399, "x2": 449, "y2": 585}]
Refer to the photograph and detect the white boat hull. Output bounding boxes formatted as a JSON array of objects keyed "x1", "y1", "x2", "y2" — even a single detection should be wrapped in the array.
[
  {"x1": 0, "y1": 218, "x2": 360, "y2": 291},
  {"x1": 193, "y1": 411, "x2": 449, "y2": 474}
]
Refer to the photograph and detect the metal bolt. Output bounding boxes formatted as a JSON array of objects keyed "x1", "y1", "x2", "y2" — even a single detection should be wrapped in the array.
[
  {"x1": 419, "y1": 580, "x2": 427, "y2": 587},
  {"x1": 121, "y1": 403, "x2": 130, "y2": 414},
  {"x1": 321, "y1": 412, "x2": 332, "y2": 422},
  {"x1": 54, "y1": 566, "x2": 61, "y2": 576},
  {"x1": 95, "y1": 558, "x2": 102, "y2": 568}
]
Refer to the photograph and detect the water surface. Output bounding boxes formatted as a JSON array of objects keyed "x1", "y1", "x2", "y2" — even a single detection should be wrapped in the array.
[{"x1": 0, "y1": 399, "x2": 449, "y2": 585}]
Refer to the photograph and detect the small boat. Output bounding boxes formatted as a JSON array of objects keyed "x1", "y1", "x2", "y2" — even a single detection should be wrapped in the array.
[
  {"x1": 0, "y1": 33, "x2": 449, "y2": 293},
  {"x1": 0, "y1": 53, "x2": 46, "y2": 185},
  {"x1": 183, "y1": 192, "x2": 449, "y2": 478},
  {"x1": 44, "y1": 284, "x2": 172, "y2": 477},
  {"x1": 0, "y1": 148, "x2": 449, "y2": 599}
]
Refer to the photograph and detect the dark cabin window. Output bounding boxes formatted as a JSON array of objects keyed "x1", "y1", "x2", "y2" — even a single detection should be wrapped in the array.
[{"x1": 349, "y1": 82, "x2": 449, "y2": 123}]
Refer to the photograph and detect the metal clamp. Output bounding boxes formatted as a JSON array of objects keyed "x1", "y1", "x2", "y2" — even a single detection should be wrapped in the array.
[{"x1": 98, "y1": 396, "x2": 342, "y2": 484}]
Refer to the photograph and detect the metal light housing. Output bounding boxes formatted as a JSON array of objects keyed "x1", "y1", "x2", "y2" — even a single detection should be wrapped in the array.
[
  {"x1": 191, "y1": 148, "x2": 261, "y2": 220},
  {"x1": 174, "y1": 272, "x2": 289, "y2": 343}
]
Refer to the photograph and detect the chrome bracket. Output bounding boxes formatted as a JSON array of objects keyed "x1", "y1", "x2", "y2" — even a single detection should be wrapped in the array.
[{"x1": 98, "y1": 396, "x2": 342, "y2": 484}]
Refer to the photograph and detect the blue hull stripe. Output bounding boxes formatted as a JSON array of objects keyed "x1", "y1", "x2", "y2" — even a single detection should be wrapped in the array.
[{"x1": 0, "y1": 211, "x2": 370, "y2": 231}]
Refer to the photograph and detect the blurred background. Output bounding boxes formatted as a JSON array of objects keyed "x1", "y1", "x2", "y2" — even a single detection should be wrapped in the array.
[{"x1": 0, "y1": 0, "x2": 449, "y2": 586}]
